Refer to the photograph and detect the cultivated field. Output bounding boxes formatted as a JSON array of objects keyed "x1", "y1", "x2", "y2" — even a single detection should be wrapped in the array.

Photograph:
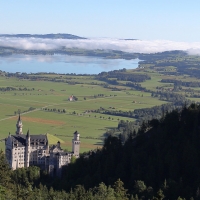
[{"x1": 0, "y1": 74, "x2": 167, "y2": 152}]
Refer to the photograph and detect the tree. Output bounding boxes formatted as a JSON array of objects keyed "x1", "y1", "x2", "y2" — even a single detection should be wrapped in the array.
[
  {"x1": 94, "y1": 182, "x2": 115, "y2": 200},
  {"x1": 73, "y1": 185, "x2": 88, "y2": 200},
  {"x1": 0, "y1": 150, "x2": 11, "y2": 186},
  {"x1": 73, "y1": 96, "x2": 78, "y2": 101},
  {"x1": 113, "y1": 179, "x2": 129, "y2": 200},
  {"x1": 134, "y1": 180, "x2": 147, "y2": 194},
  {"x1": 0, "y1": 185, "x2": 6, "y2": 200},
  {"x1": 49, "y1": 187, "x2": 56, "y2": 200},
  {"x1": 71, "y1": 156, "x2": 76, "y2": 164},
  {"x1": 153, "y1": 189, "x2": 165, "y2": 200}
]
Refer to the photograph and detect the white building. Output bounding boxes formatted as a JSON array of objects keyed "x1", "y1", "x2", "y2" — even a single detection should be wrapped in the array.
[{"x1": 5, "y1": 115, "x2": 80, "y2": 176}]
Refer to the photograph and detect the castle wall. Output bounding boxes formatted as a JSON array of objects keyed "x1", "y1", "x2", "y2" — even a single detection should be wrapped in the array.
[{"x1": 11, "y1": 147, "x2": 26, "y2": 170}]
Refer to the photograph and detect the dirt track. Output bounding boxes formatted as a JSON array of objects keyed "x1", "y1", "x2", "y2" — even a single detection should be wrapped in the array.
[{"x1": 10, "y1": 116, "x2": 65, "y2": 125}]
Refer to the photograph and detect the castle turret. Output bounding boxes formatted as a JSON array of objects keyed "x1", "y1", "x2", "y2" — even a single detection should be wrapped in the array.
[
  {"x1": 16, "y1": 114, "x2": 23, "y2": 135},
  {"x1": 25, "y1": 130, "x2": 30, "y2": 167},
  {"x1": 72, "y1": 131, "x2": 80, "y2": 158},
  {"x1": 57, "y1": 141, "x2": 61, "y2": 148},
  {"x1": 45, "y1": 133, "x2": 49, "y2": 153}
]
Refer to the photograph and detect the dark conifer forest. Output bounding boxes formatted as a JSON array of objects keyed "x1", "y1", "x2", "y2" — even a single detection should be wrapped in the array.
[{"x1": 1, "y1": 104, "x2": 200, "y2": 199}]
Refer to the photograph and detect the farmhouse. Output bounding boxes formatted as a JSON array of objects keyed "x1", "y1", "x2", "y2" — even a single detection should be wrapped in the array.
[
  {"x1": 5, "y1": 115, "x2": 80, "y2": 176},
  {"x1": 68, "y1": 95, "x2": 74, "y2": 101}
]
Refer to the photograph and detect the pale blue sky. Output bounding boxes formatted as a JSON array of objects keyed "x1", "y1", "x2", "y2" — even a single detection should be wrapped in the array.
[{"x1": 0, "y1": 0, "x2": 199, "y2": 42}]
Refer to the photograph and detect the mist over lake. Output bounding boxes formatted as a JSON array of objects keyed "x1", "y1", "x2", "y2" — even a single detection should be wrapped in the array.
[{"x1": 0, "y1": 54, "x2": 139, "y2": 74}]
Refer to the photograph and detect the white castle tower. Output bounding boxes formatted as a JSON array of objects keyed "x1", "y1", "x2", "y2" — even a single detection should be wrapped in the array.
[
  {"x1": 16, "y1": 114, "x2": 23, "y2": 135},
  {"x1": 72, "y1": 131, "x2": 80, "y2": 158},
  {"x1": 25, "y1": 130, "x2": 30, "y2": 167}
]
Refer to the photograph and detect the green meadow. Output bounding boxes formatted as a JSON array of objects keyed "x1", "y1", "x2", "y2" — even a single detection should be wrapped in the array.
[
  {"x1": 0, "y1": 74, "x2": 168, "y2": 152},
  {"x1": 1, "y1": 65, "x2": 198, "y2": 153}
]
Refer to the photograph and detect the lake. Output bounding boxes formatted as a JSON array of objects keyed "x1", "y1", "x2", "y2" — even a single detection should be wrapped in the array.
[{"x1": 0, "y1": 54, "x2": 139, "y2": 74}]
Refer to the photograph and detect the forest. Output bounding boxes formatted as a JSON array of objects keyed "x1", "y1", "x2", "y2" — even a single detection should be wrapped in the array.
[
  {"x1": 1, "y1": 104, "x2": 200, "y2": 199},
  {"x1": 97, "y1": 71, "x2": 151, "y2": 83},
  {"x1": 161, "y1": 79, "x2": 200, "y2": 88}
]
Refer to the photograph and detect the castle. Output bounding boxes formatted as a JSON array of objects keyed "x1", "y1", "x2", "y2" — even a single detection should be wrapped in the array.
[{"x1": 5, "y1": 115, "x2": 80, "y2": 176}]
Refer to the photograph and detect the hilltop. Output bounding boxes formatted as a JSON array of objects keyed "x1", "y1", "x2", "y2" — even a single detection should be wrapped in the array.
[{"x1": 0, "y1": 33, "x2": 86, "y2": 39}]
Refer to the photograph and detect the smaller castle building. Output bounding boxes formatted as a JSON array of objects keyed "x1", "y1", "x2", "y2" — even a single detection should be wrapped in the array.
[{"x1": 5, "y1": 115, "x2": 80, "y2": 176}]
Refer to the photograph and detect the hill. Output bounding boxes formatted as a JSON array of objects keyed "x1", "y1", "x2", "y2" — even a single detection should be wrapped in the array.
[
  {"x1": 0, "y1": 33, "x2": 86, "y2": 39},
  {"x1": 56, "y1": 103, "x2": 200, "y2": 199},
  {"x1": 1, "y1": 104, "x2": 200, "y2": 199}
]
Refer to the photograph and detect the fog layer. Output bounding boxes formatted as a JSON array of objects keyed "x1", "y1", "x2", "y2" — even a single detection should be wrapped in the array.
[{"x1": 0, "y1": 37, "x2": 200, "y2": 54}]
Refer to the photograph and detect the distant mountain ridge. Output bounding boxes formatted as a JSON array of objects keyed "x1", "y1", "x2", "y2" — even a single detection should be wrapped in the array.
[{"x1": 0, "y1": 33, "x2": 86, "y2": 39}]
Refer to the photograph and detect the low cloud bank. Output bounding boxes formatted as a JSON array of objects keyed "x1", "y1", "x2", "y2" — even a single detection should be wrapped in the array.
[{"x1": 0, "y1": 37, "x2": 200, "y2": 55}]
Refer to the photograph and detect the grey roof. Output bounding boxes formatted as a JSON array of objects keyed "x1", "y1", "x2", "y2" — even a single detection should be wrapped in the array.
[
  {"x1": 11, "y1": 134, "x2": 48, "y2": 147},
  {"x1": 29, "y1": 135, "x2": 47, "y2": 140},
  {"x1": 49, "y1": 144, "x2": 62, "y2": 151},
  {"x1": 74, "y1": 130, "x2": 79, "y2": 134},
  {"x1": 11, "y1": 135, "x2": 26, "y2": 147},
  {"x1": 55, "y1": 152, "x2": 69, "y2": 156}
]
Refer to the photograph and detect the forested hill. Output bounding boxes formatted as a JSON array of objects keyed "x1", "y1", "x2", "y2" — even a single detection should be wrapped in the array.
[
  {"x1": 0, "y1": 33, "x2": 86, "y2": 39},
  {"x1": 2, "y1": 104, "x2": 200, "y2": 199},
  {"x1": 58, "y1": 104, "x2": 200, "y2": 199}
]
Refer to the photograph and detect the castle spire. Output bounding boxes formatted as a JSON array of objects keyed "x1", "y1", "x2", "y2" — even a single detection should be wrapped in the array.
[
  {"x1": 26, "y1": 129, "x2": 30, "y2": 137},
  {"x1": 18, "y1": 114, "x2": 21, "y2": 121},
  {"x1": 16, "y1": 114, "x2": 23, "y2": 135}
]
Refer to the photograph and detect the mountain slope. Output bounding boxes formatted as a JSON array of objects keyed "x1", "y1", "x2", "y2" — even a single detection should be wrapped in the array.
[
  {"x1": 0, "y1": 33, "x2": 86, "y2": 39},
  {"x1": 59, "y1": 104, "x2": 200, "y2": 199}
]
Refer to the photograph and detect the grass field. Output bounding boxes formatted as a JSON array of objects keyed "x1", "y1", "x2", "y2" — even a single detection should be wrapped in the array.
[
  {"x1": 0, "y1": 74, "x2": 168, "y2": 152},
  {"x1": 1, "y1": 67, "x2": 197, "y2": 153}
]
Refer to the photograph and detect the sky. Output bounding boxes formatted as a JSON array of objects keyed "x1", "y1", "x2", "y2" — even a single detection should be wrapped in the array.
[{"x1": 0, "y1": 0, "x2": 200, "y2": 42}]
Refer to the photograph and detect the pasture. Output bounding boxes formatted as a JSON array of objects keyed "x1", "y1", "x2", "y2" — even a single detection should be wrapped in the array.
[{"x1": 0, "y1": 74, "x2": 172, "y2": 152}]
